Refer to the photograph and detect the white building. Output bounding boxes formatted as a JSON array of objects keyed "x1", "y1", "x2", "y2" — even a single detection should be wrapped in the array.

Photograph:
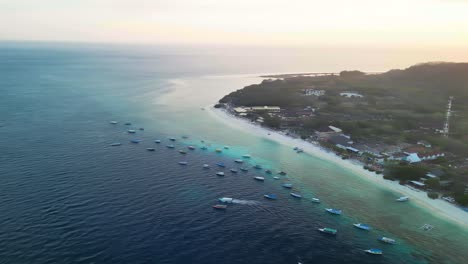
[
  {"x1": 303, "y1": 89, "x2": 325, "y2": 96},
  {"x1": 340, "y1": 92, "x2": 364, "y2": 98}
]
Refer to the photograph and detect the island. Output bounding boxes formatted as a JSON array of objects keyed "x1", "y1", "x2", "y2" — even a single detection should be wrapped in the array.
[{"x1": 217, "y1": 62, "x2": 468, "y2": 207}]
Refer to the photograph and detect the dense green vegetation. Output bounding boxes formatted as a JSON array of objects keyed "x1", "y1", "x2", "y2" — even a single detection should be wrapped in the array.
[{"x1": 220, "y1": 62, "x2": 468, "y2": 155}]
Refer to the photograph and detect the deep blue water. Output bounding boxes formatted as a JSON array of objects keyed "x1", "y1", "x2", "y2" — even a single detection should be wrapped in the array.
[{"x1": 1, "y1": 42, "x2": 465, "y2": 264}]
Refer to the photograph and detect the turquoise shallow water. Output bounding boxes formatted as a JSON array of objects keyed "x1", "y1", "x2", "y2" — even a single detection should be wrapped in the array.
[{"x1": 0, "y1": 42, "x2": 467, "y2": 264}]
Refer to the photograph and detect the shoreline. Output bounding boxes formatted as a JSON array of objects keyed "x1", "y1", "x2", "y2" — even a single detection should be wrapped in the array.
[{"x1": 207, "y1": 106, "x2": 468, "y2": 227}]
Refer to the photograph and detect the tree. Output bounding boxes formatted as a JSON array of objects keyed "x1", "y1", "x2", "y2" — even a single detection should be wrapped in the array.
[{"x1": 425, "y1": 178, "x2": 440, "y2": 190}]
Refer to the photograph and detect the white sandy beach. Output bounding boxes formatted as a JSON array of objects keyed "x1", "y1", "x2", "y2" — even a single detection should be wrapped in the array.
[{"x1": 207, "y1": 106, "x2": 468, "y2": 227}]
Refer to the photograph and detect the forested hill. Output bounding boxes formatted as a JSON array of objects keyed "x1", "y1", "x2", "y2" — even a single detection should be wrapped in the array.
[{"x1": 219, "y1": 62, "x2": 468, "y2": 107}]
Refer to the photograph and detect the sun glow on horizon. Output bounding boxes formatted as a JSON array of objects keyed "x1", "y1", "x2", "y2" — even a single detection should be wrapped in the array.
[{"x1": 1, "y1": 0, "x2": 468, "y2": 48}]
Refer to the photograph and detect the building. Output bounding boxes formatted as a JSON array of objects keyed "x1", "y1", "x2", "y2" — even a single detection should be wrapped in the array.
[
  {"x1": 409, "y1": 180, "x2": 426, "y2": 189},
  {"x1": 403, "y1": 153, "x2": 422, "y2": 163},
  {"x1": 234, "y1": 107, "x2": 248, "y2": 114},
  {"x1": 249, "y1": 106, "x2": 281, "y2": 113},
  {"x1": 315, "y1": 126, "x2": 343, "y2": 139},
  {"x1": 328, "y1": 135, "x2": 354, "y2": 149},
  {"x1": 303, "y1": 89, "x2": 325, "y2": 96},
  {"x1": 417, "y1": 140, "x2": 432, "y2": 148},
  {"x1": 426, "y1": 169, "x2": 445, "y2": 179},
  {"x1": 419, "y1": 152, "x2": 445, "y2": 161},
  {"x1": 340, "y1": 92, "x2": 364, "y2": 98}
]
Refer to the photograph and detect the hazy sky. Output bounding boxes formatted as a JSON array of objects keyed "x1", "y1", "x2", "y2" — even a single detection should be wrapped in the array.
[{"x1": 1, "y1": 0, "x2": 468, "y2": 47}]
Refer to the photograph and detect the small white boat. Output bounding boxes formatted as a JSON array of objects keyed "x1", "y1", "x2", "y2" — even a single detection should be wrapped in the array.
[
  {"x1": 146, "y1": 148, "x2": 155, "y2": 151},
  {"x1": 311, "y1": 198, "x2": 320, "y2": 203},
  {"x1": 378, "y1": 237, "x2": 396, "y2": 244},
  {"x1": 325, "y1": 208, "x2": 342, "y2": 215},
  {"x1": 188, "y1": 146, "x2": 196, "y2": 150},
  {"x1": 230, "y1": 169, "x2": 238, "y2": 173},
  {"x1": 203, "y1": 164, "x2": 210, "y2": 169},
  {"x1": 273, "y1": 176, "x2": 280, "y2": 180},
  {"x1": 127, "y1": 129, "x2": 136, "y2": 133},
  {"x1": 178, "y1": 161, "x2": 188, "y2": 165},
  {"x1": 223, "y1": 146, "x2": 229, "y2": 149},
  {"x1": 218, "y1": 197, "x2": 233, "y2": 203},
  {"x1": 110, "y1": 143, "x2": 121, "y2": 146},
  {"x1": 264, "y1": 194, "x2": 278, "y2": 200},
  {"x1": 110, "y1": 121, "x2": 118, "y2": 124},
  {"x1": 318, "y1": 227, "x2": 337, "y2": 235},
  {"x1": 353, "y1": 223, "x2": 371, "y2": 231},
  {"x1": 242, "y1": 154, "x2": 251, "y2": 159},
  {"x1": 254, "y1": 176, "x2": 265, "y2": 181},
  {"x1": 396, "y1": 196, "x2": 409, "y2": 202},
  {"x1": 364, "y1": 249, "x2": 383, "y2": 255},
  {"x1": 154, "y1": 140, "x2": 161, "y2": 143},
  {"x1": 234, "y1": 159, "x2": 243, "y2": 163},
  {"x1": 290, "y1": 192, "x2": 302, "y2": 198},
  {"x1": 216, "y1": 172, "x2": 225, "y2": 176}
]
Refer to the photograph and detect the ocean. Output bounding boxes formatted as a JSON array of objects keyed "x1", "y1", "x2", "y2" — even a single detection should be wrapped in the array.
[{"x1": 0, "y1": 42, "x2": 467, "y2": 264}]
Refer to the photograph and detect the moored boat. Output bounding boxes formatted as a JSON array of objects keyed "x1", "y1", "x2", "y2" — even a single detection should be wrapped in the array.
[
  {"x1": 278, "y1": 171, "x2": 287, "y2": 175},
  {"x1": 212, "y1": 204, "x2": 227, "y2": 210},
  {"x1": 264, "y1": 194, "x2": 278, "y2": 200},
  {"x1": 200, "y1": 146, "x2": 208, "y2": 150},
  {"x1": 396, "y1": 196, "x2": 409, "y2": 202},
  {"x1": 203, "y1": 164, "x2": 210, "y2": 169},
  {"x1": 318, "y1": 227, "x2": 337, "y2": 235},
  {"x1": 110, "y1": 121, "x2": 118, "y2": 124},
  {"x1": 364, "y1": 249, "x2": 383, "y2": 255},
  {"x1": 188, "y1": 146, "x2": 195, "y2": 150},
  {"x1": 282, "y1": 183, "x2": 293, "y2": 189},
  {"x1": 124, "y1": 122, "x2": 131, "y2": 126},
  {"x1": 216, "y1": 162, "x2": 225, "y2": 168},
  {"x1": 290, "y1": 192, "x2": 302, "y2": 198},
  {"x1": 234, "y1": 159, "x2": 243, "y2": 163},
  {"x1": 273, "y1": 176, "x2": 280, "y2": 180},
  {"x1": 154, "y1": 140, "x2": 161, "y2": 143},
  {"x1": 216, "y1": 171, "x2": 225, "y2": 176},
  {"x1": 178, "y1": 161, "x2": 188, "y2": 165},
  {"x1": 146, "y1": 148, "x2": 155, "y2": 151},
  {"x1": 325, "y1": 208, "x2": 342, "y2": 215},
  {"x1": 378, "y1": 237, "x2": 396, "y2": 244},
  {"x1": 139, "y1": 128, "x2": 144, "y2": 131},
  {"x1": 127, "y1": 129, "x2": 136, "y2": 133},
  {"x1": 215, "y1": 149, "x2": 222, "y2": 153},
  {"x1": 169, "y1": 137, "x2": 176, "y2": 141},
  {"x1": 110, "y1": 143, "x2": 121, "y2": 146},
  {"x1": 179, "y1": 150, "x2": 187, "y2": 154},
  {"x1": 265, "y1": 169, "x2": 272, "y2": 174},
  {"x1": 223, "y1": 146, "x2": 229, "y2": 149},
  {"x1": 242, "y1": 154, "x2": 251, "y2": 158},
  {"x1": 353, "y1": 223, "x2": 371, "y2": 231},
  {"x1": 230, "y1": 169, "x2": 238, "y2": 173},
  {"x1": 166, "y1": 145, "x2": 175, "y2": 148},
  {"x1": 130, "y1": 139, "x2": 141, "y2": 143},
  {"x1": 254, "y1": 176, "x2": 265, "y2": 181},
  {"x1": 240, "y1": 167, "x2": 248, "y2": 172},
  {"x1": 311, "y1": 198, "x2": 320, "y2": 203},
  {"x1": 218, "y1": 197, "x2": 233, "y2": 203},
  {"x1": 253, "y1": 164, "x2": 262, "y2": 169}
]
